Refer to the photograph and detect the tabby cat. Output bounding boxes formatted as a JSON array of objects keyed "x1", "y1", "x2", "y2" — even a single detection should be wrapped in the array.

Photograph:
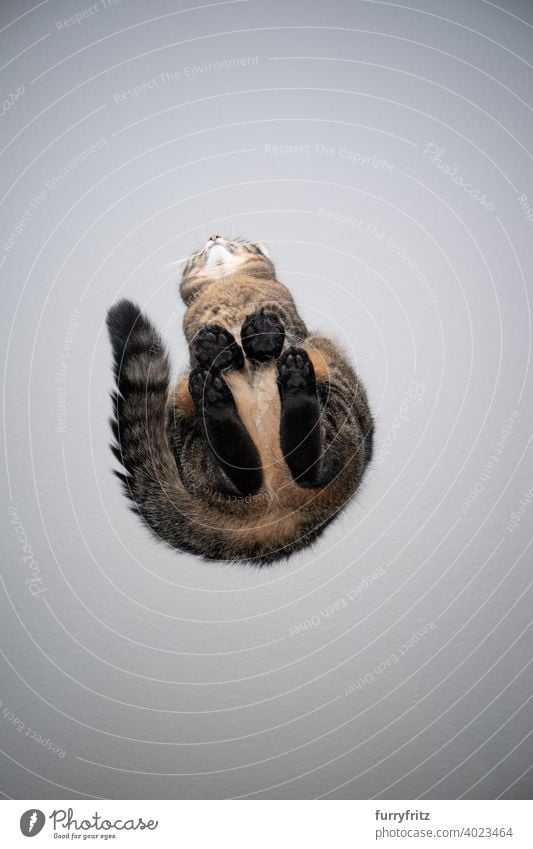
[{"x1": 107, "y1": 236, "x2": 373, "y2": 563}]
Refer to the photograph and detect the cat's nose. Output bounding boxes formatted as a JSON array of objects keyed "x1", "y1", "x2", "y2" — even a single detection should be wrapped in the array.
[{"x1": 209, "y1": 234, "x2": 221, "y2": 241}]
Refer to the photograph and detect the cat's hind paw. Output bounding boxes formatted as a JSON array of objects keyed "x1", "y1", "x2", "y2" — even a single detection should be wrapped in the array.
[
  {"x1": 277, "y1": 347, "x2": 316, "y2": 394},
  {"x1": 189, "y1": 367, "x2": 232, "y2": 409}
]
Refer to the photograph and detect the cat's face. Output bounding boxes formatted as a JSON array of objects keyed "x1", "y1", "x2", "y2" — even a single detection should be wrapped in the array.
[{"x1": 183, "y1": 236, "x2": 274, "y2": 281}]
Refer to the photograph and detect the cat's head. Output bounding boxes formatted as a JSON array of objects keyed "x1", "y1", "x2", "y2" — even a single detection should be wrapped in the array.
[{"x1": 183, "y1": 236, "x2": 274, "y2": 281}]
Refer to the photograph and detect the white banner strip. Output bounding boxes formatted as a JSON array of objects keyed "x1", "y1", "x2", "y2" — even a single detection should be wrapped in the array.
[{"x1": 1, "y1": 799, "x2": 532, "y2": 847}]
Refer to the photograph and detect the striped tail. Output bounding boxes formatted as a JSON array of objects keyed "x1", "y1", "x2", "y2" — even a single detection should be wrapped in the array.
[{"x1": 106, "y1": 299, "x2": 213, "y2": 557}]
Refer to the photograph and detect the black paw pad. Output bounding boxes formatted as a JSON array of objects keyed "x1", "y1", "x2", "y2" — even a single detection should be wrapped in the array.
[
  {"x1": 193, "y1": 325, "x2": 244, "y2": 371},
  {"x1": 241, "y1": 308, "x2": 285, "y2": 362},
  {"x1": 189, "y1": 367, "x2": 232, "y2": 408},
  {"x1": 277, "y1": 347, "x2": 316, "y2": 393}
]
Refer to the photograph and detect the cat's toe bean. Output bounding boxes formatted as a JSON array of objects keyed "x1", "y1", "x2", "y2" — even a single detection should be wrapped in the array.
[
  {"x1": 241, "y1": 308, "x2": 285, "y2": 362},
  {"x1": 277, "y1": 347, "x2": 316, "y2": 393},
  {"x1": 189, "y1": 366, "x2": 232, "y2": 408},
  {"x1": 194, "y1": 324, "x2": 244, "y2": 371}
]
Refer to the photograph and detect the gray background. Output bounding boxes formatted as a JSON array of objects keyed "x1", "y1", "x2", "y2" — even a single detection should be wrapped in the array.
[{"x1": 1, "y1": 0, "x2": 532, "y2": 800}]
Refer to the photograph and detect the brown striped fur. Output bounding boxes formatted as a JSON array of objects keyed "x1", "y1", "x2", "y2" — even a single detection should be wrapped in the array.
[{"x1": 107, "y1": 237, "x2": 373, "y2": 563}]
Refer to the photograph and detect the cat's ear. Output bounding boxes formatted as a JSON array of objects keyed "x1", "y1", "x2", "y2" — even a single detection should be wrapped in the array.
[{"x1": 256, "y1": 242, "x2": 270, "y2": 258}]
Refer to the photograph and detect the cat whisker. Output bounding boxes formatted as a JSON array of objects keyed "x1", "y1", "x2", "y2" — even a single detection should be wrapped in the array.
[{"x1": 156, "y1": 257, "x2": 193, "y2": 271}]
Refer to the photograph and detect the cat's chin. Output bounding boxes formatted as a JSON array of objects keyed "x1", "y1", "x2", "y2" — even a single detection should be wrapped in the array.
[
  {"x1": 206, "y1": 242, "x2": 232, "y2": 264},
  {"x1": 203, "y1": 241, "x2": 240, "y2": 276}
]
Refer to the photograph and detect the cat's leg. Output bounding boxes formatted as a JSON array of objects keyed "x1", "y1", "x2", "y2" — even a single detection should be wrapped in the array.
[
  {"x1": 188, "y1": 367, "x2": 262, "y2": 497},
  {"x1": 173, "y1": 325, "x2": 243, "y2": 419},
  {"x1": 177, "y1": 325, "x2": 260, "y2": 496},
  {"x1": 277, "y1": 347, "x2": 323, "y2": 487},
  {"x1": 303, "y1": 334, "x2": 373, "y2": 468},
  {"x1": 241, "y1": 307, "x2": 285, "y2": 363},
  {"x1": 278, "y1": 337, "x2": 373, "y2": 489},
  {"x1": 168, "y1": 400, "x2": 246, "y2": 502}
]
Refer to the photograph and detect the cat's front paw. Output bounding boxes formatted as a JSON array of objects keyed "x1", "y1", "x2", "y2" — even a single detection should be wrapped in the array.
[
  {"x1": 193, "y1": 324, "x2": 244, "y2": 371},
  {"x1": 189, "y1": 367, "x2": 232, "y2": 409},
  {"x1": 277, "y1": 347, "x2": 316, "y2": 394},
  {"x1": 241, "y1": 308, "x2": 285, "y2": 363}
]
